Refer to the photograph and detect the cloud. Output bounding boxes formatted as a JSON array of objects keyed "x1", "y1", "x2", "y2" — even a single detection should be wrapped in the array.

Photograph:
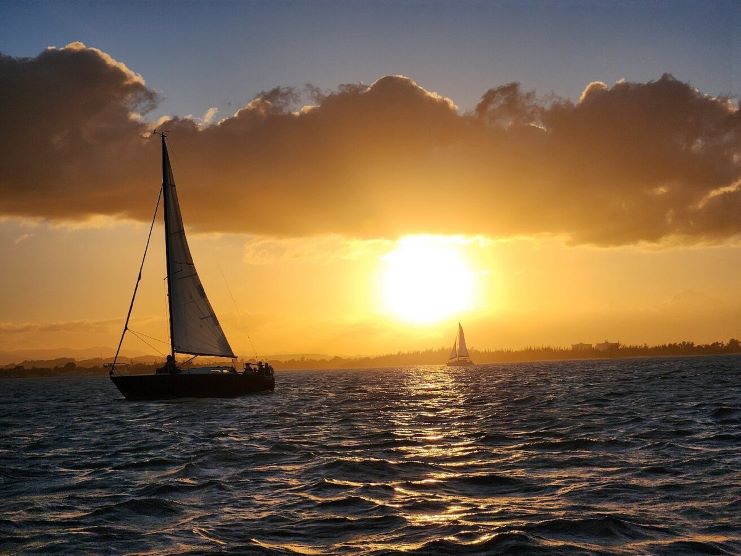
[
  {"x1": 13, "y1": 233, "x2": 31, "y2": 245},
  {"x1": 202, "y1": 106, "x2": 219, "y2": 124},
  {"x1": 579, "y1": 80, "x2": 608, "y2": 103},
  {"x1": 0, "y1": 42, "x2": 157, "y2": 223},
  {"x1": 243, "y1": 234, "x2": 391, "y2": 265},
  {"x1": 0, "y1": 318, "x2": 120, "y2": 334},
  {"x1": 0, "y1": 44, "x2": 739, "y2": 246}
]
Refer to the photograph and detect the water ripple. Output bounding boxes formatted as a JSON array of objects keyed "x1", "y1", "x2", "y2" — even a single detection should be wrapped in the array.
[{"x1": 1, "y1": 355, "x2": 739, "y2": 554}]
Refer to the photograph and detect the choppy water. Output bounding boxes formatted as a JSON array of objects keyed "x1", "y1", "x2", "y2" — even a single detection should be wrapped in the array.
[{"x1": 1, "y1": 356, "x2": 739, "y2": 554}]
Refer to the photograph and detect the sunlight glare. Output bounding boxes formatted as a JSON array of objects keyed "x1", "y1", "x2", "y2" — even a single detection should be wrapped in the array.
[{"x1": 379, "y1": 236, "x2": 475, "y2": 323}]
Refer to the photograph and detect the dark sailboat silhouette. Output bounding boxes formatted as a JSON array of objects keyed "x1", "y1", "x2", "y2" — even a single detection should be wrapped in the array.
[
  {"x1": 446, "y1": 322, "x2": 475, "y2": 366},
  {"x1": 110, "y1": 133, "x2": 274, "y2": 400}
]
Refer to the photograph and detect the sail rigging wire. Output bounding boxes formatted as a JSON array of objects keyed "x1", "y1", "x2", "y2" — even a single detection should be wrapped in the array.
[
  {"x1": 127, "y1": 328, "x2": 169, "y2": 345},
  {"x1": 129, "y1": 329, "x2": 167, "y2": 357},
  {"x1": 215, "y1": 258, "x2": 258, "y2": 360},
  {"x1": 182, "y1": 354, "x2": 198, "y2": 365},
  {"x1": 162, "y1": 275, "x2": 169, "y2": 348},
  {"x1": 109, "y1": 187, "x2": 163, "y2": 375}
]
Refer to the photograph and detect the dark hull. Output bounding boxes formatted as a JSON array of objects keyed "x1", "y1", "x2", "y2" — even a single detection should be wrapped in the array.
[
  {"x1": 446, "y1": 360, "x2": 475, "y2": 367},
  {"x1": 110, "y1": 373, "x2": 275, "y2": 401}
]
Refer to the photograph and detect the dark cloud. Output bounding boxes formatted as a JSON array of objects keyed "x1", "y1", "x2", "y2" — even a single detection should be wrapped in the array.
[
  {"x1": 474, "y1": 82, "x2": 543, "y2": 128},
  {"x1": 0, "y1": 44, "x2": 739, "y2": 245},
  {"x1": 0, "y1": 42, "x2": 157, "y2": 221}
]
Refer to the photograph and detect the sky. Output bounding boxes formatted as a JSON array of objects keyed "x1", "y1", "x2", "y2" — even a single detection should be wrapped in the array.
[{"x1": 0, "y1": 0, "x2": 739, "y2": 361}]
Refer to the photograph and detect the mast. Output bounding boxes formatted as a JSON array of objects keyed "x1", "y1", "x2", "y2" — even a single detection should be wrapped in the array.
[{"x1": 161, "y1": 133, "x2": 176, "y2": 359}]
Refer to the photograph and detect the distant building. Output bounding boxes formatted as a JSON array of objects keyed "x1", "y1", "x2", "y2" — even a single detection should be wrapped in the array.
[
  {"x1": 571, "y1": 343, "x2": 593, "y2": 351},
  {"x1": 595, "y1": 340, "x2": 620, "y2": 352}
]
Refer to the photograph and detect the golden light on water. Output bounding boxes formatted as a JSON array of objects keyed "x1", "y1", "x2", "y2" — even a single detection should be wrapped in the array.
[{"x1": 379, "y1": 236, "x2": 476, "y2": 324}]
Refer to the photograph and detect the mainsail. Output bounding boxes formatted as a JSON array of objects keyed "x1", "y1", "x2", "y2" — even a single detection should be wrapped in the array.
[
  {"x1": 161, "y1": 136, "x2": 236, "y2": 358},
  {"x1": 448, "y1": 340, "x2": 458, "y2": 360},
  {"x1": 447, "y1": 322, "x2": 473, "y2": 365},
  {"x1": 457, "y1": 323, "x2": 469, "y2": 358}
]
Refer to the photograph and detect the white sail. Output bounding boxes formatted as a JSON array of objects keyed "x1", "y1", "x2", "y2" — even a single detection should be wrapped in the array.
[
  {"x1": 162, "y1": 138, "x2": 236, "y2": 358},
  {"x1": 448, "y1": 340, "x2": 458, "y2": 361},
  {"x1": 457, "y1": 323, "x2": 470, "y2": 358}
]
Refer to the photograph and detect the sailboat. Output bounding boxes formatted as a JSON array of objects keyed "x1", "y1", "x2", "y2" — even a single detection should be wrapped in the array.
[
  {"x1": 446, "y1": 322, "x2": 475, "y2": 366},
  {"x1": 109, "y1": 133, "x2": 275, "y2": 400}
]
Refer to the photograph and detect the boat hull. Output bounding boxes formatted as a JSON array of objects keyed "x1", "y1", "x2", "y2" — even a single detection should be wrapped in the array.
[
  {"x1": 110, "y1": 373, "x2": 275, "y2": 400},
  {"x1": 446, "y1": 360, "x2": 475, "y2": 367}
]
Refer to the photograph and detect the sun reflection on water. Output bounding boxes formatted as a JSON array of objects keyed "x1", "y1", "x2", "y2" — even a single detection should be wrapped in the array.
[{"x1": 386, "y1": 366, "x2": 512, "y2": 532}]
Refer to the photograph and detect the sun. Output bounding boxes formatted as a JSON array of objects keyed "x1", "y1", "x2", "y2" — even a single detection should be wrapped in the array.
[{"x1": 379, "y1": 235, "x2": 476, "y2": 324}]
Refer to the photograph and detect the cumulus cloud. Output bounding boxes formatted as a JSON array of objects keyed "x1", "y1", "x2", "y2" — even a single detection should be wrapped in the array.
[
  {"x1": 579, "y1": 80, "x2": 608, "y2": 103},
  {"x1": 0, "y1": 44, "x2": 739, "y2": 245},
  {"x1": 0, "y1": 42, "x2": 157, "y2": 222},
  {"x1": 13, "y1": 233, "x2": 31, "y2": 245},
  {"x1": 243, "y1": 235, "x2": 391, "y2": 265},
  {"x1": 202, "y1": 106, "x2": 219, "y2": 124}
]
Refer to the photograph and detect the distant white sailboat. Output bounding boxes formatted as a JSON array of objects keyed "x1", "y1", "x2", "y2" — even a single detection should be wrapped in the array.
[{"x1": 446, "y1": 322, "x2": 475, "y2": 366}]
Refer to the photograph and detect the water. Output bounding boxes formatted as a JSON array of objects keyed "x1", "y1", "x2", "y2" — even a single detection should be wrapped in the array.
[{"x1": 1, "y1": 356, "x2": 739, "y2": 554}]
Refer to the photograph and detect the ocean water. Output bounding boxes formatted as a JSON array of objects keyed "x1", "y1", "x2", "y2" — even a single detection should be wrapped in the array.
[{"x1": 1, "y1": 356, "x2": 739, "y2": 555}]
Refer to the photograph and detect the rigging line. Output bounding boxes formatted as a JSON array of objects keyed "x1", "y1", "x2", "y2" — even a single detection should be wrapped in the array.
[
  {"x1": 110, "y1": 187, "x2": 163, "y2": 376},
  {"x1": 127, "y1": 328, "x2": 169, "y2": 345},
  {"x1": 129, "y1": 329, "x2": 166, "y2": 357},
  {"x1": 215, "y1": 257, "x2": 258, "y2": 359},
  {"x1": 162, "y1": 275, "x2": 169, "y2": 348}
]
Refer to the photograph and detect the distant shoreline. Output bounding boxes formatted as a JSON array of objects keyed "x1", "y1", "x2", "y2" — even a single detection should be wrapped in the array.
[{"x1": 2, "y1": 346, "x2": 739, "y2": 379}]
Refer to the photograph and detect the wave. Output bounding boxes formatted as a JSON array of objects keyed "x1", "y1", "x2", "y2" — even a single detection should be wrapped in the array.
[
  {"x1": 410, "y1": 531, "x2": 549, "y2": 555},
  {"x1": 1, "y1": 355, "x2": 739, "y2": 554},
  {"x1": 86, "y1": 497, "x2": 183, "y2": 519},
  {"x1": 311, "y1": 458, "x2": 443, "y2": 482},
  {"x1": 434, "y1": 472, "x2": 542, "y2": 496},
  {"x1": 522, "y1": 437, "x2": 632, "y2": 451},
  {"x1": 135, "y1": 478, "x2": 230, "y2": 498},
  {"x1": 524, "y1": 515, "x2": 673, "y2": 541}
]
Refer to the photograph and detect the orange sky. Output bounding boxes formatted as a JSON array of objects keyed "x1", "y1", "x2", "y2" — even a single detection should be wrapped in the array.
[
  {"x1": 1, "y1": 219, "x2": 740, "y2": 360},
  {"x1": 0, "y1": 42, "x2": 739, "y2": 361}
]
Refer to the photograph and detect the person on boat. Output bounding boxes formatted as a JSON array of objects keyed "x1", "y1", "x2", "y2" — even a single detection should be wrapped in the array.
[
  {"x1": 155, "y1": 354, "x2": 178, "y2": 374},
  {"x1": 166, "y1": 354, "x2": 179, "y2": 373}
]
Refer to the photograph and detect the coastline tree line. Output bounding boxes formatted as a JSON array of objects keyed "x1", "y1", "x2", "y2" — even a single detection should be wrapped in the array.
[{"x1": 1, "y1": 339, "x2": 739, "y2": 378}]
